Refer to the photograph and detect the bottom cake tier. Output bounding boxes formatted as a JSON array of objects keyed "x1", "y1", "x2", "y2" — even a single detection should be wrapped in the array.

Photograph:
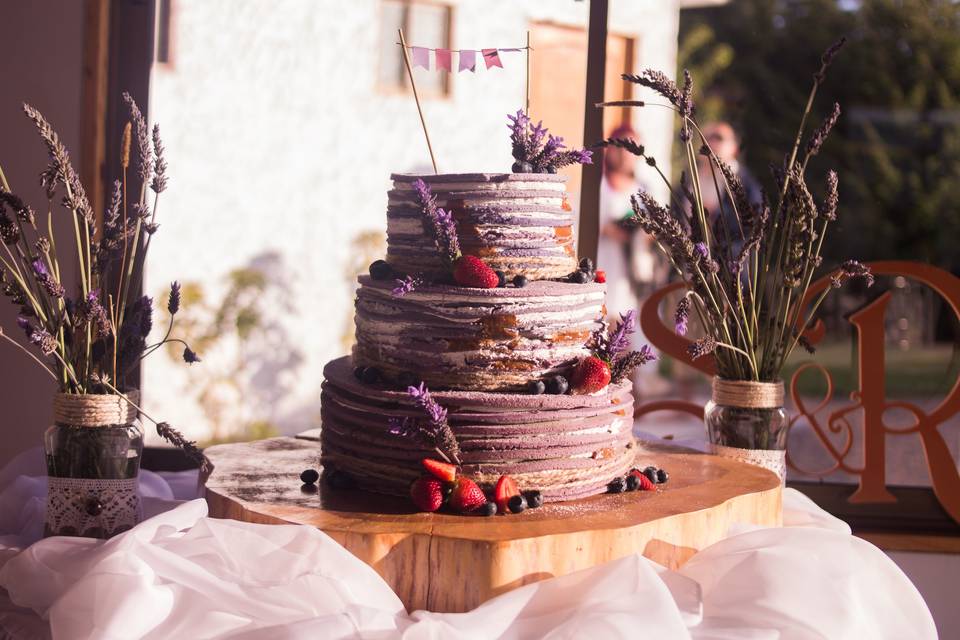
[{"x1": 320, "y1": 356, "x2": 635, "y2": 501}]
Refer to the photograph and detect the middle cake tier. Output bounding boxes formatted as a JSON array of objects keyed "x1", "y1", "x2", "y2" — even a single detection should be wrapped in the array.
[{"x1": 352, "y1": 275, "x2": 606, "y2": 392}]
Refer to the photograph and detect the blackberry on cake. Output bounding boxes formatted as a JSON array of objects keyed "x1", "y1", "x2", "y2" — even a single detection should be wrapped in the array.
[{"x1": 369, "y1": 260, "x2": 393, "y2": 281}]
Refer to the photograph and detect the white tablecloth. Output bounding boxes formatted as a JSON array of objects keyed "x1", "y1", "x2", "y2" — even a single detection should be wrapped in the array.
[{"x1": 0, "y1": 447, "x2": 937, "y2": 639}]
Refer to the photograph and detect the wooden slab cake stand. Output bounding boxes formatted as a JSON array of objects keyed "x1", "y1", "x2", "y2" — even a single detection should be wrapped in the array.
[{"x1": 204, "y1": 434, "x2": 782, "y2": 613}]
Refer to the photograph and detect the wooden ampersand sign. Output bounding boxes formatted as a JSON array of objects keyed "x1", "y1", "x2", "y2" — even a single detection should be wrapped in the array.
[{"x1": 637, "y1": 261, "x2": 960, "y2": 525}]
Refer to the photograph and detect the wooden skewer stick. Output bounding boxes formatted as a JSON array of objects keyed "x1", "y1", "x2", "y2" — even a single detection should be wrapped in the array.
[
  {"x1": 525, "y1": 30, "x2": 531, "y2": 115},
  {"x1": 398, "y1": 28, "x2": 438, "y2": 174}
]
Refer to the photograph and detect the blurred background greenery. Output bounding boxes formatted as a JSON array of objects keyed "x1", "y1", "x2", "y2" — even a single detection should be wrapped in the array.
[
  {"x1": 671, "y1": 0, "x2": 960, "y2": 398},
  {"x1": 679, "y1": 0, "x2": 960, "y2": 274}
]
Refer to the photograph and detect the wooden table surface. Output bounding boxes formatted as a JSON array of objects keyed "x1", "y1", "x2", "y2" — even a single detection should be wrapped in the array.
[{"x1": 205, "y1": 435, "x2": 782, "y2": 612}]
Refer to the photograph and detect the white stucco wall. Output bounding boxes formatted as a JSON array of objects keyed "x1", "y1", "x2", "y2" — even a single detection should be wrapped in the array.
[{"x1": 144, "y1": 0, "x2": 681, "y2": 442}]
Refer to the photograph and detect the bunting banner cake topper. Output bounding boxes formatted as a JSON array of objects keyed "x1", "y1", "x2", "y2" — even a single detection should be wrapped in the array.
[
  {"x1": 406, "y1": 46, "x2": 524, "y2": 72},
  {"x1": 397, "y1": 29, "x2": 533, "y2": 175}
]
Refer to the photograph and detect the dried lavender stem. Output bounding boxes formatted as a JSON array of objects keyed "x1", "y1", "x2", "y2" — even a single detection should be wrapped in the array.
[
  {"x1": 117, "y1": 165, "x2": 128, "y2": 332},
  {"x1": 780, "y1": 285, "x2": 832, "y2": 368},
  {"x1": 46, "y1": 208, "x2": 61, "y2": 284},
  {"x1": 99, "y1": 379, "x2": 212, "y2": 474},
  {"x1": 139, "y1": 335, "x2": 188, "y2": 361},
  {"x1": 789, "y1": 216, "x2": 831, "y2": 335},
  {"x1": 118, "y1": 215, "x2": 142, "y2": 340},
  {"x1": 109, "y1": 293, "x2": 118, "y2": 385},
  {"x1": 0, "y1": 251, "x2": 49, "y2": 324},
  {"x1": 757, "y1": 75, "x2": 827, "y2": 362},
  {"x1": 683, "y1": 130, "x2": 747, "y2": 378},
  {"x1": 694, "y1": 140, "x2": 758, "y2": 362},
  {"x1": 128, "y1": 190, "x2": 161, "y2": 305},
  {"x1": 689, "y1": 119, "x2": 746, "y2": 240},
  {"x1": 62, "y1": 177, "x2": 90, "y2": 296},
  {"x1": 779, "y1": 217, "x2": 832, "y2": 371}
]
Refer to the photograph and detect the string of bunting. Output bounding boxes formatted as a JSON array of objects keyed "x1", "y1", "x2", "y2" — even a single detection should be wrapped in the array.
[
  {"x1": 403, "y1": 45, "x2": 528, "y2": 72},
  {"x1": 397, "y1": 30, "x2": 532, "y2": 173}
]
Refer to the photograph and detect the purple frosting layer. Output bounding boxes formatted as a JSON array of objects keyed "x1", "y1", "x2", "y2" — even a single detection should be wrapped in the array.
[{"x1": 320, "y1": 356, "x2": 635, "y2": 502}]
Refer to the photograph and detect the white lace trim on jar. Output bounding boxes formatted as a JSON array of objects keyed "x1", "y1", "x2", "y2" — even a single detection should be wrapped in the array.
[
  {"x1": 710, "y1": 443, "x2": 786, "y2": 486},
  {"x1": 45, "y1": 477, "x2": 141, "y2": 537}
]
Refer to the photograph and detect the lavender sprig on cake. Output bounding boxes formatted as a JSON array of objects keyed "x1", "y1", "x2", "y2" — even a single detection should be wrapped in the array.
[
  {"x1": 412, "y1": 179, "x2": 461, "y2": 267},
  {"x1": 389, "y1": 382, "x2": 462, "y2": 465},
  {"x1": 590, "y1": 310, "x2": 636, "y2": 362},
  {"x1": 507, "y1": 110, "x2": 593, "y2": 174},
  {"x1": 392, "y1": 274, "x2": 422, "y2": 297},
  {"x1": 586, "y1": 310, "x2": 656, "y2": 385}
]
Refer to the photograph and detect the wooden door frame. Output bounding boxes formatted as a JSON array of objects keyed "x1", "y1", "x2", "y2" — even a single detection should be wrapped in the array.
[
  {"x1": 80, "y1": 0, "x2": 156, "y2": 225},
  {"x1": 578, "y1": 0, "x2": 607, "y2": 265}
]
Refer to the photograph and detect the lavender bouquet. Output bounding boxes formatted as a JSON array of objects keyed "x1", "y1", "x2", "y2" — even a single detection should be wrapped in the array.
[
  {"x1": 597, "y1": 39, "x2": 872, "y2": 455},
  {"x1": 0, "y1": 95, "x2": 207, "y2": 491},
  {"x1": 507, "y1": 110, "x2": 593, "y2": 174}
]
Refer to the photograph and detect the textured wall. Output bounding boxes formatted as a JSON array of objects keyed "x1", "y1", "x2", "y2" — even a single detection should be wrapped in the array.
[
  {"x1": 0, "y1": 1, "x2": 85, "y2": 467},
  {"x1": 144, "y1": 0, "x2": 681, "y2": 442}
]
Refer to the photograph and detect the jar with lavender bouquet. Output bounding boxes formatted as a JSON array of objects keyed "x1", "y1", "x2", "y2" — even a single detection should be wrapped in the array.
[
  {"x1": 596, "y1": 38, "x2": 874, "y2": 483},
  {"x1": 1, "y1": 95, "x2": 207, "y2": 538}
]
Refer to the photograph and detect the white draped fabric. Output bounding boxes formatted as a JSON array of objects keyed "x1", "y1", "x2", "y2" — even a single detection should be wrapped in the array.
[{"x1": 0, "y1": 448, "x2": 936, "y2": 640}]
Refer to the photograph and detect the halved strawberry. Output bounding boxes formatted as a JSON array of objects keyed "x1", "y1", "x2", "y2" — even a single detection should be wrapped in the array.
[
  {"x1": 494, "y1": 475, "x2": 520, "y2": 514},
  {"x1": 571, "y1": 355, "x2": 612, "y2": 394},
  {"x1": 453, "y1": 255, "x2": 499, "y2": 288},
  {"x1": 629, "y1": 469, "x2": 657, "y2": 491},
  {"x1": 410, "y1": 475, "x2": 445, "y2": 512},
  {"x1": 422, "y1": 458, "x2": 457, "y2": 483},
  {"x1": 448, "y1": 476, "x2": 487, "y2": 513}
]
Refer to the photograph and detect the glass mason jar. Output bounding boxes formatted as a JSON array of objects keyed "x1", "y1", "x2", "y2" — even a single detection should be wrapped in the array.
[
  {"x1": 704, "y1": 378, "x2": 789, "y2": 484},
  {"x1": 44, "y1": 392, "x2": 144, "y2": 538}
]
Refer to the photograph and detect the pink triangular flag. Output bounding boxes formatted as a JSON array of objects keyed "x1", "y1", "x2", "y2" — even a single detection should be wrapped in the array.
[
  {"x1": 458, "y1": 49, "x2": 476, "y2": 73},
  {"x1": 411, "y1": 47, "x2": 430, "y2": 70},
  {"x1": 482, "y1": 49, "x2": 503, "y2": 70},
  {"x1": 435, "y1": 48, "x2": 452, "y2": 72}
]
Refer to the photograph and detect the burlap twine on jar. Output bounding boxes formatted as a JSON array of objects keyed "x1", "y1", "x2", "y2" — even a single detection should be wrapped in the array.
[
  {"x1": 52, "y1": 392, "x2": 140, "y2": 427},
  {"x1": 711, "y1": 378, "x2": 783, "y2": 409}
]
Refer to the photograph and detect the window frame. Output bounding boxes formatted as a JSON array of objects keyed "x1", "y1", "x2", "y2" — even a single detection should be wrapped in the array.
[{"x1": 376, "y1": 0, "x2": 454, "y2": 100}]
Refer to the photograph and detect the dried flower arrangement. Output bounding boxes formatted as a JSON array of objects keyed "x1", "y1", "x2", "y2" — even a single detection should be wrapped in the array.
[
  {"x1": 508, "y1": 110, "x2": 593, "y2": 174},
  {"x1": 597, "y1": 38, "x2": 872, "y2": 383},
  {"x1": 0, "y1": 95, "x2": 208, "y2": 472}
]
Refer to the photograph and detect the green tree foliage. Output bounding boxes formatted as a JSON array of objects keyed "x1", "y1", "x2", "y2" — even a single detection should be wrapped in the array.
[{"x1": 679, "y1": 0, "x2": 960, "y2": 270}]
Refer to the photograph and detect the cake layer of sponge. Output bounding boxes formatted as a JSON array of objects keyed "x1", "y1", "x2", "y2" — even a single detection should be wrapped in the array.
[
  {"x1": 386, "y1": 173, "x2": 577, "y2": 280},
  {"x1": 320, "y1": 356, "x2": 635, "y2": 501},
  {"x1": 352, "y1": 275, "x2": 606, "y2": 392}
]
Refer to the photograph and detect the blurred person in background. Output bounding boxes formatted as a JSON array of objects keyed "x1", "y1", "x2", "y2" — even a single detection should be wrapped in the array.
[
  {"x1": 598, "y1": 124, "x2": 669, "y2": 396},
  {"x1": 697, "y1": 122, "x2": 762, "y2": 246}
]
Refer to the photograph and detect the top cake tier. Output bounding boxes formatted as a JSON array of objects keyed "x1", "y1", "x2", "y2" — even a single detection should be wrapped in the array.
[{"x1": 386, "y1": 173, "x2": 577, "y2": 280}]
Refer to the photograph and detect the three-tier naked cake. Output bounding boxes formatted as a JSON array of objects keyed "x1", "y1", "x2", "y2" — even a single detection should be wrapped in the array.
[{"x1": 320, "y1": 172, "x2": 642, "y2": 502}]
